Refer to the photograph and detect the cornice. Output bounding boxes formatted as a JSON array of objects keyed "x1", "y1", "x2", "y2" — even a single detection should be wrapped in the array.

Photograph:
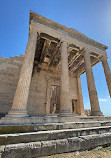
[{"x1": 30, "y1": 10, "x2": 108, "y2": 50}]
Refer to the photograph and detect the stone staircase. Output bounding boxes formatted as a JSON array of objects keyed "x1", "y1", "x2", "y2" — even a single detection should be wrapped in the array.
[{"x1": 0, "y1": 117, "x2": 111, "y2": 158}]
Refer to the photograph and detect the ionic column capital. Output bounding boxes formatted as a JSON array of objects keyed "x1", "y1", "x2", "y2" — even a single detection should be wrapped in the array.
[
  {"x1": 60, "y1": 39, "x2": 68, "y2": 46},
  {"x1": 81, "y1": 47, "x2": 91, "y2": 56},
  {"x1": 29, "y1": 24, "x2": 41, "y2": 36},
  {"x1": 99, "y1": 55, "x2": 108, "y2": 62}
]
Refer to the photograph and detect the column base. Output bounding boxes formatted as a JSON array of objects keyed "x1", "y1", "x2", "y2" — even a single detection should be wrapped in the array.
[
  {"x1": 91, "y1": 111, "x2": 103, "y2": 116},
  {"x1": 59, "y1": 110, "x2": 73, "y2": 117},
  {"x1": 45, "y1": 114, "x2": 58, "y2": 117},
  {"x1": 6, "y1": 109, "x2": 29, "y2": 117}
]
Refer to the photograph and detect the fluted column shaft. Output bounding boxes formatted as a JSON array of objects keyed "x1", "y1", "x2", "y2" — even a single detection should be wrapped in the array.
[
  {"x1": 83, "y1": 49, "x2": 103, "y2": 116},
  {"x1": 59, "y1": 41, "x2": 72, "y2": 115},
  {"x1": 101, "y1": 57, "x2": 111, "y2": 98},
  {"x1": 8, "y1": 29, "x2": 38, "y2": 117},
  {"x1": 77, "y1": 77, "x2": 85, "y2": 116}
]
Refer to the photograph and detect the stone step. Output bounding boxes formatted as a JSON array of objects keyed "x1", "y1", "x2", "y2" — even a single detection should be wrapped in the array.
[
  {"x1": 1, "y1": 116, "x2": 111, "y2": 125},
  {"x1": 0, "y1": 120, "x2": 111, "y2": 134},
  {"x1": 0, "y1": 132, "x2": 111, "y2": 158},
  {"x1": 0, "y1": 125, "x2": 111, "y2": 145}
]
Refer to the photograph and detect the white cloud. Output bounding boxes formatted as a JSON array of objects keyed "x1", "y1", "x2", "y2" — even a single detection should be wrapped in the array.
[
  {"x1": 108, "y1": 96, "x2": 111, "y2": 99},
  {"x1": 99, "y1": 96, "x2": 111, "y2": 102},
  {"x1": 99, "y1": 98, "x2": 107, "y2": 102}
]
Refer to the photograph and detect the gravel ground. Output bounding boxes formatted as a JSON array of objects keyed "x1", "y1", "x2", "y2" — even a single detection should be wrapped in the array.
[{"x1": 41, "y1": 146, "x2": 111, "y2": 158}]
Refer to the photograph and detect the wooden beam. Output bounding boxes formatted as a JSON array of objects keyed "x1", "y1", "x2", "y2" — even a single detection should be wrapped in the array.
[
  {"x1": 75, "y1": 57, "x2": 99, "y2": 76},
  {"x1": 39, "y1": 39, "x2": 51, "y2": 63},
  {"x1": 69, "y1": 54, "x2": 84, "y2": 71},
  {"x1": 40, "y1": 33, "x2": 60, "y2": 43},
  {"x1": 34, "y1": 38, "x2": 45, "y2": 66},
  {"x1": 74, "y1": 63, "x2": 85, "y2": 77},
  {"x1": 49, "y1": 42, "x2": 61, "y2": 67},
  {"x1": 68, "y1": 49, "x2": 78, "y2": 64},
  {"x1": 68, "y1": 43, "x2": 80, "y2": 51}
]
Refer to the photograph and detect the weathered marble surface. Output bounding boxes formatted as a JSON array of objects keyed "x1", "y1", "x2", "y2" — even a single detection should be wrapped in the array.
[{"x1": 0, "y1": 55, "x2": 83, "y2": 117}]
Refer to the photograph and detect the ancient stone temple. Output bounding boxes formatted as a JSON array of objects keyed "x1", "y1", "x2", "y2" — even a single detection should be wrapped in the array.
[
  {"x1": 0, "y1": 11, "x2": 111, "y2": 119},
  {"x1": 1, "y1": 11, "x2": 111, "y2": 158}
]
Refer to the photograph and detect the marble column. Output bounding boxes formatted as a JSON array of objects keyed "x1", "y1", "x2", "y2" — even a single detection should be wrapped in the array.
[
  {"x1": 59, "y1": 41, "x2": 72, "y2": 116},
  {"x1": 7, "y1": 28, "x2": 38, "y2": 117},
  {"x1": 77, "y1": 77, "x2": 85, "y2": 116},
  {"x1": 45, "y1": 79, "x2": 51, "y2": 115},
  {"x1": 101, "y1": 56, "x2": 111, "y2": 98},
  {"x1": 83, "y1": 48, "x2": 103, "y2": 116}
]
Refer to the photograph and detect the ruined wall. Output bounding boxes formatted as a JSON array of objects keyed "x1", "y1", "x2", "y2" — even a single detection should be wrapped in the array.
[
  {"x1": 0, "y1": 56, "x2": 23, "y2": 117},
  {"x1": 27, "y1": 70, "x2": 47, "y2": 116},
  {"x1": 0, "y1": 55, "x2": 82, "y2": 117}
]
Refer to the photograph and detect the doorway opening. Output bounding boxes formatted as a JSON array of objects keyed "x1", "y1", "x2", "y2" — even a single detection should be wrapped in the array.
[
  {"x1": 50, "y1": 85, "x2": 60, "y2": 114},
  {"x1": 72, "y1": 99, "x2": 78, "y2": 114}
]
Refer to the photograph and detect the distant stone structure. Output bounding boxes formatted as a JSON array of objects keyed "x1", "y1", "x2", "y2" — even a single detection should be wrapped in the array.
[
  {"x1": 0, "y1": 11, "x2": 111, "y2": 119},
  {"x1": 85, "y1": 109, "x2": 91, "y2": 116}
]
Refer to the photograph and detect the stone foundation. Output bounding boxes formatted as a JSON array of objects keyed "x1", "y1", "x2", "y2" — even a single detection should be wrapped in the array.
[{"x1": 0, "y1": 133, "x2": 111, "y2": 158}]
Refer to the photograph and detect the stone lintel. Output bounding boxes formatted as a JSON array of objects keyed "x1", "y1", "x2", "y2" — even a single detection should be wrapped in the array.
[{"x1": 30, "y1": 11, "x2": 108, "y2": 51}]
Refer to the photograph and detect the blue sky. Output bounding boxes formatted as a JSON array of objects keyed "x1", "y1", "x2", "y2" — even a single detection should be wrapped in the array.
[{"x1": 0, "y1": 0, "x2": 111, "y2": 116}]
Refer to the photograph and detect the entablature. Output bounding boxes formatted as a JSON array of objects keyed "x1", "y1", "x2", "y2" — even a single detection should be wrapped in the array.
[{"x1": 29, "y1": 11, "x2": 108, "y2": 77}]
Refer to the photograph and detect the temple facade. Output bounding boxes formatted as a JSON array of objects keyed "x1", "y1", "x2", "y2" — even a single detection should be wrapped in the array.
[{"x1": 0, "y1": 11, "x2": 111, "y2": 118}]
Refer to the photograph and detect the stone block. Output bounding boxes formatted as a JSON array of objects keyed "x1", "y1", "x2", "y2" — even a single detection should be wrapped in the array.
[
  {"x1": 0, "y1": 142, "x2": 41, "y2": 158},
  {"x1": 41, "y1": 140, "x2": 56, "y2": 156},
  {"x1": 68, "y1": 137, "x2": 82, "y2": 151},
  {"x1": 56, "y1": 139, "x2": 69, "y2": 154}
]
